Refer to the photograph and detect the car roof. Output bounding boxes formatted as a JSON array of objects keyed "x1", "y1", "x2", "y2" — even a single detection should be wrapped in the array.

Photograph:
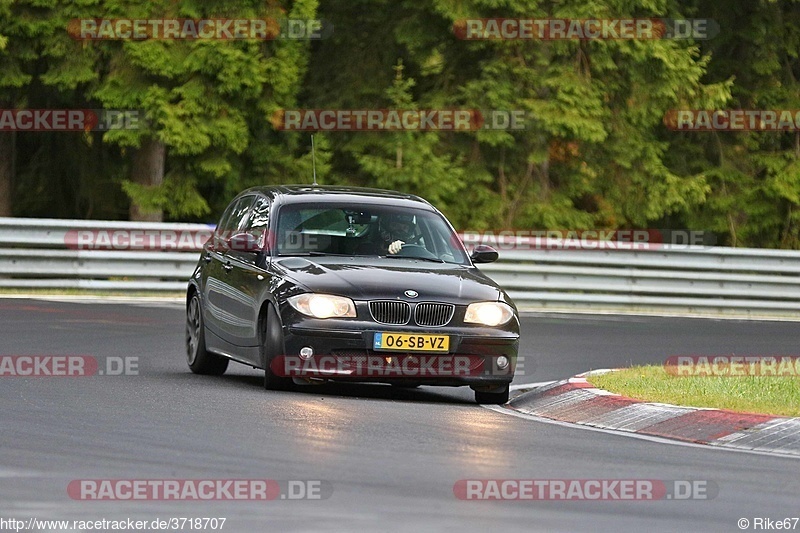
[{"x1": 238, "y1": 185, "x2": 437, "y2": 210}]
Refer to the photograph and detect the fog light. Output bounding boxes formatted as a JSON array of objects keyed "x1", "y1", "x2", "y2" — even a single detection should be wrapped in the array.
[
  {"x1": 496, "y1": 356, "x2": 509, "y2": 369},
  {"x1": 299, "y1": 347, "x2": 314, "y2": 360}
]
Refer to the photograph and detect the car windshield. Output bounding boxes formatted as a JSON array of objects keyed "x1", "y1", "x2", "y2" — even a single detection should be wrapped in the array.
[{"x1": 275, "y1": 203, "x2": 469, "y2": 265}]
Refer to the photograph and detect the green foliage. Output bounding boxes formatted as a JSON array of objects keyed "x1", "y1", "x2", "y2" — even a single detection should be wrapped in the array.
[
  {"x1": 676, "y1": 0, "x2": 800, "y2": 247},
  {"x1": 0, "y1": 0, "x2": 798, "y2": 246},
  {"x1": 121, "y1": 171, "x2": 209, "y2": 217},
  {"x1": 347, "y1": 61, "x2": 467, "y2": 213}
]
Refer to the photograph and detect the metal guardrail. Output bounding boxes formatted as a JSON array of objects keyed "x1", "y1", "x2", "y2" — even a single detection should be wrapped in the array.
[
  {"x1": 0, "y1": 218, "x2": 209, "y2": 292},
  {"x1": 482, "y1": 249, "x2": 800, "y2": 313},
  {"x1": 1, "y1": 217, "x2": 800, "y2": 316}
]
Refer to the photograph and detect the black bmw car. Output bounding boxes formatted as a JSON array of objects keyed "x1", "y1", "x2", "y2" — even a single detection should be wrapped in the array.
[{"x1": 186, "y1": 185, "x2": 519, "y2": 404}]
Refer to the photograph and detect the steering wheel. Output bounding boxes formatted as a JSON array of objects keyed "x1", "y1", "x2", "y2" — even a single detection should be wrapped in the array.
[{"x1": 396, "y1": 244, "x2": 439, "y2": 260}]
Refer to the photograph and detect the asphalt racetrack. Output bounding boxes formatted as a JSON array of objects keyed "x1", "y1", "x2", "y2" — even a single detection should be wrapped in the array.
[{"x1": 1, "y1": 298, "x2": 798, "y2": 532}]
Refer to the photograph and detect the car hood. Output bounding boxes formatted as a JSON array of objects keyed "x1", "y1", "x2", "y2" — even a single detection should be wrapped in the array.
[{"x1": 272, "y1": 256, "x2": 502, "y2": 303}]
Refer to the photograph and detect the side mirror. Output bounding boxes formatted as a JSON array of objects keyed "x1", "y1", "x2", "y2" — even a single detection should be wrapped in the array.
[
  {"x1": 228, "y1": 232, "x2": 260, "y2": 253},
  {"x1": 470, "y1": 244, "x2": 499, "y2": 264}
]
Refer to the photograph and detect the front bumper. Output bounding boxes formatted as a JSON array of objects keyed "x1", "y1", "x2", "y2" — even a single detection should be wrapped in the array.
[{"x1": 280, "y1": 318, "x2": 519, "y2": 387}]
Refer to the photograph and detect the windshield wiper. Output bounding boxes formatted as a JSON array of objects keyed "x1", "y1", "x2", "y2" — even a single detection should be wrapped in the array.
[
  {"x1": 278, "y1": 252, "x2": 352, "y2": 257},
  {"x1": 384, "y1": 255, "x2": 445, "y2": 263},
  {"x1": 307, "y1": 252, "x2": 354, "y2": 257}
]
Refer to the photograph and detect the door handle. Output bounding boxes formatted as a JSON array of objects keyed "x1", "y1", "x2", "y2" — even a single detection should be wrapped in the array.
[{"x1": 223, "y1": 262, "x2": 233, "y2": 272}]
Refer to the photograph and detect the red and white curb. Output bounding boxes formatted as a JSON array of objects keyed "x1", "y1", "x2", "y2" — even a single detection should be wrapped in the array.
[{"x1": 504, "y1": 371, "x2": 800, "y2": 457}]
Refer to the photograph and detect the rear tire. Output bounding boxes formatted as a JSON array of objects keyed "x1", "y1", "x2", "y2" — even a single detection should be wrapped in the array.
[
  {"x1": 186, "y1": 292, "x2": 228, "y2": 376},
  {"x1": 262, "y1": 304, "x2": 293, "y2": 391},
  {"x1": 474, "y1": 385, "x2": 509, "y2": 405}
]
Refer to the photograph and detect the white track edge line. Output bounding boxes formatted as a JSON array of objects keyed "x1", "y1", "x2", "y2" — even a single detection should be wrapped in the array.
[{"x1": 483, "y1": 404, "x2": 800, "y2": 460}]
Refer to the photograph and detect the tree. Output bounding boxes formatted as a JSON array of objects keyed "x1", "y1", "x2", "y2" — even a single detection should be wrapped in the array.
[
  {"x1": 430, "y1": 0, "x2": 730, "y2": 230},
  {"x1": 92, "y1": 0, "x2": 318, "y2": 220},
  {"x1": 0, "y1": 0, "x2": 108, "y2": 219},
  {"x1": 344, "y1": 61, "x2": 467, "y2": 212},
  {"x1": 0, "y1": 0, "x2": 39, "y2": 217},
  {"x1": 300, "y1": 0, "x2": 730, "y2": 232},
  {"x1": 677, "y1": 0, "x2": 800, "y2": 247}
]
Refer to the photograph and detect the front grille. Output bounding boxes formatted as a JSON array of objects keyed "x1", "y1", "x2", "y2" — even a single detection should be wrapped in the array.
[
  {"x1": 369, "y1": 301, "x2": 411, "y2": 325},
  {"x1": 414, "y1": 303, "x2": 455, "y2": 327}
]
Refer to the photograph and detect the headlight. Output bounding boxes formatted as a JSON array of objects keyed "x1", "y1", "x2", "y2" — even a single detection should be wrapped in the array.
[
  {"x1": 288, "y1": 294, "x2": 357, "y2": 319},
  {"x1": 464, "y1": 302, "x2": 514, "y2": 326}
]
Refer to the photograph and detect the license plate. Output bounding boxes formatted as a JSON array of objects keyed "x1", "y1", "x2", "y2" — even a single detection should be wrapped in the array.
[{"x1": 373, "y1": 332, "x2": 449, "y2": 352}]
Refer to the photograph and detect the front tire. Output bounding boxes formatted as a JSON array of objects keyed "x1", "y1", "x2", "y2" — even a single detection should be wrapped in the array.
[
  {"x1": 261, "y1": 304, "x2": 293, "y2": 391},
  {"x1": 186, "y1": 292, "x2": 229, "y2": 375},
  {"x1": 474, "y1": 385, "x2": 509, "y2": 405}
]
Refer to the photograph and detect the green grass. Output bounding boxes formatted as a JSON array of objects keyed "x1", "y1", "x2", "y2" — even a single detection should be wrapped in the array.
[{"x1": 588, "y1": 366, "x2": 800, "y2": 417}]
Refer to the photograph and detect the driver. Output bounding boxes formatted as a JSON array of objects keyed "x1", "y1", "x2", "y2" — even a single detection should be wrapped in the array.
[{"x1": 380, "y1": 214, "x2": 417, "y2": 255}]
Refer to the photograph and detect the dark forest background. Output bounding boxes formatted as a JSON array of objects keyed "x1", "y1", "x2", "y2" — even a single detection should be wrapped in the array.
[{"x1": 1, "y1": 0, "x2": 799, "y2": 248}]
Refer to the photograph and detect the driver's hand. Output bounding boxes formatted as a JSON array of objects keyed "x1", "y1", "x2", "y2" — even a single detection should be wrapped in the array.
[{"x1": 388, "y1": 240, "x2": 405, "y2": 254}]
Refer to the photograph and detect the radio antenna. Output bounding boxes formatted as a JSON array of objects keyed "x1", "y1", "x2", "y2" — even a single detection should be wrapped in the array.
[{"x1": 311, "y1": 134, "x2": 318, "y2": 186}]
